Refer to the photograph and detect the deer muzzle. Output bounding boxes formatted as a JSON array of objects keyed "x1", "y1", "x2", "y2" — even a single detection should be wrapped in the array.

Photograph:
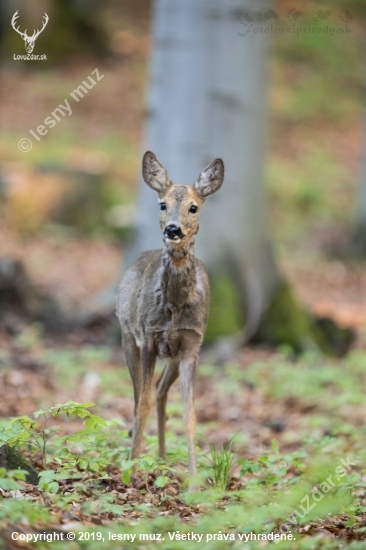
[{"x1": 164, "y1": 224, "x2": 185, "y2": 242}]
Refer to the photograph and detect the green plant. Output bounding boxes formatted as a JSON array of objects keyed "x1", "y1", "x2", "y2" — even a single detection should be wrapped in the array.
[
  {"x1": 121, "y1": 455, "x2": 175, "y2": 489},
  {"x1": 207, "y1": 438, "x2": 238, "y2": 491},
  {"x1": 0, "y1": 401, "x2": 107, "y2": 467},
  {"x1": 239, "y1": 443, "x2": 307, "y2": 489},
  {"x1": 0, "y1": 468, "x2": 27, "y2": 491},
  {"x1": 38, "y1": 469, "x2": 72, "y2": 493}
]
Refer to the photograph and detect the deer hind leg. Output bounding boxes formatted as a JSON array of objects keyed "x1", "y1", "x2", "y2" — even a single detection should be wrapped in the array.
[
  {"x1": 156, "y1": 359, "x2": 179, "y2": 460},
  {"x1": 179, "y1": 358, "x2": 198, "y2": 481},
  {"x1": 130, "y1": 343, "x2": 156, "y2": 464}
]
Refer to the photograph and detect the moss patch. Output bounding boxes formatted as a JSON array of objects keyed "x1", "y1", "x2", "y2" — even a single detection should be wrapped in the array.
[
  {"x1": 0, "y1": 445, "x2": 39, "y2": 485},
  {"x1": 254, "y1": 282, "x2": 354, "y2": 356},
  {"x1": 206, "y1": 277, "x2": 353, "y2": 356},
  {"x1": 205, "y1": 272, "x2": 245, "y2": 343}
]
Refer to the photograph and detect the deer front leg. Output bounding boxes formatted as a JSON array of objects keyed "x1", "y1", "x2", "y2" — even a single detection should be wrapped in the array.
[
  {"x1": 156, "y1": 359, "x2": 179, "y2": 459},
  {"x1": 179, "y1": 358, "x2": 198, "y2": 482},
  {"x1": 130, "y1": 343, "x2": 156, "y2": 468}
]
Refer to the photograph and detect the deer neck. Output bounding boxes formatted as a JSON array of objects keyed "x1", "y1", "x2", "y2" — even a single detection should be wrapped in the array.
[{"x1": 159, "y1": 238, "x2": 196, "y2": 310}]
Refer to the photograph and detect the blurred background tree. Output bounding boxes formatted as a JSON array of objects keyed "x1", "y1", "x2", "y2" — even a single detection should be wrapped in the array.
[
  {"x1": 124, "y1": 0, "x2": 355, "y2": 352},
  {"x1": 350, "y1": 119, "x2": 366, "y2": 255},
  {"x1": 125, "y1": 0, "x2": 283, "y2": 344}
]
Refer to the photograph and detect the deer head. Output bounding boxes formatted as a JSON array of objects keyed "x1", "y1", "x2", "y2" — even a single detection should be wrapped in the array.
[
  {"x1": 142, "y1": 151, "x2": 224, "y2": 246},
  {"x1": 11, "y1": 11, "x2": 49, "y2": 54}
]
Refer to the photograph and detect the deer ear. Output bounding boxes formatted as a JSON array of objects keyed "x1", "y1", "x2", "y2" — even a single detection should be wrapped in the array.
[
  {"x1": 142, "y1": 151, "x2": 172, "y2": 194},
  {"x1": 194, "y1": 158, "x2": 224, "y2": 199}
]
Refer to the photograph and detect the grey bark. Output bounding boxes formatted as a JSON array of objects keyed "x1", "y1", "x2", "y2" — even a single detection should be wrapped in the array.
[
  {"x1": 351, "y1": 115, "x2": 366, "y2": 254},
  {"x1": 359, "y1": 139, "x2": 366, "y2": 223},
  {"x1": 125, "y1": 0, "x2": 281, "y2": 338}
]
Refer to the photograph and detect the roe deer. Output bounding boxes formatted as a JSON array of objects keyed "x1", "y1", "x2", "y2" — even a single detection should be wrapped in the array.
[{"x1": 117, "y1": 151, "x2": 224, "y2": 482}]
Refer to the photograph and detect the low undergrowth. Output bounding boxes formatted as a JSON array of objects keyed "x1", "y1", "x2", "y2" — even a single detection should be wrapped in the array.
[
  {"x1": 0, "y1": 399, "x2": 365, "y2": 549},
  {"x1": 0, "y1": 327, "x2": 366, "y2": 548}
]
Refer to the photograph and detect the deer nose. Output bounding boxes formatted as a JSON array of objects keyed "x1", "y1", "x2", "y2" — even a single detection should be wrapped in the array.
[{"x1": 164, "y1": 224, "x2": 184, "y2": 240}]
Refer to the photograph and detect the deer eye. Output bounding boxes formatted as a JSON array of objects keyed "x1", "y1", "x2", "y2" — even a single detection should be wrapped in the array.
[
  {"x1": 160, "y1": 203, "x2": 167, "y2": 211},
  {"x1": 189, "y1": 205, "x2": 198, "y2": 214}
]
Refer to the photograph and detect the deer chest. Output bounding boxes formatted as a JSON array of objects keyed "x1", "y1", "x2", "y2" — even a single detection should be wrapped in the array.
[{"x1": 147, "y1": 304, "x2": 203, "y2": 358}]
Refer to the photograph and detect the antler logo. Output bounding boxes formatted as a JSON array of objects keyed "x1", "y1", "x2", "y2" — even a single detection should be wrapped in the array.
[{"x1": 11, "y1": 10, "x2": 49, "y2": 54}]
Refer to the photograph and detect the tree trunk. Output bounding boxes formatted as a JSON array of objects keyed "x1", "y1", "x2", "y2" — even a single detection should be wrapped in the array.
[
  {"x1": 350, "y1": 116, "x2": 366, "y2": 255},
  {"x1": 125, "y1": 0, "x2": 280, "y2": 340},
  {"x1": 122, "y1": 0, "x2": 354, "y2": 354}
]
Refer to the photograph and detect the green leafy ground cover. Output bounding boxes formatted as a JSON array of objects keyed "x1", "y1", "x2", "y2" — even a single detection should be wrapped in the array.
[{"x1": 0, "y1": 329, "x2": 366, "y2": 549}]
